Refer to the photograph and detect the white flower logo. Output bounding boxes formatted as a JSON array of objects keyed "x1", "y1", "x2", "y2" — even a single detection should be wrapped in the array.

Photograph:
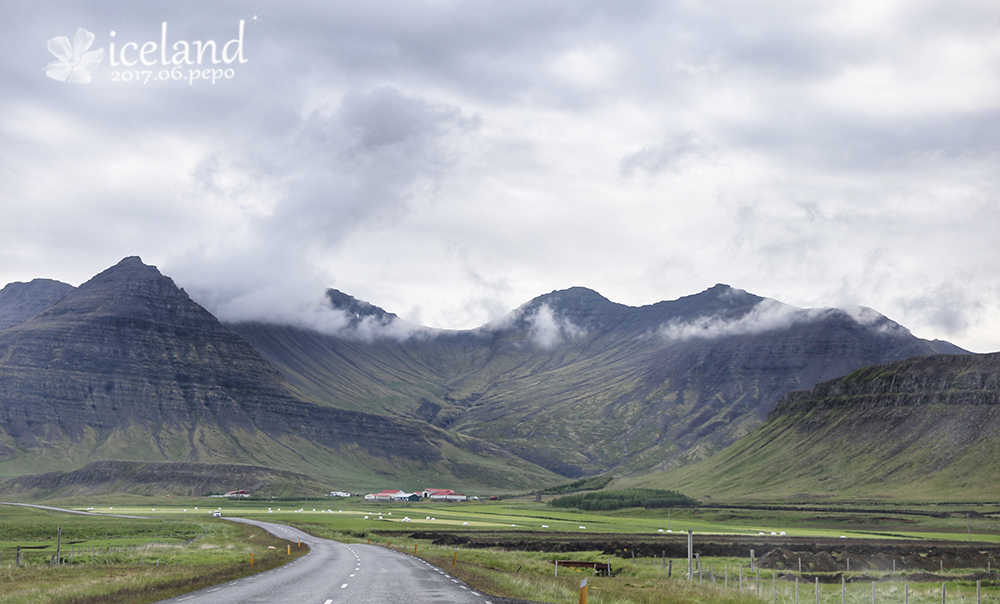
[{"x1": 45, "y1": 28, "x2": 104, "y2": 83}]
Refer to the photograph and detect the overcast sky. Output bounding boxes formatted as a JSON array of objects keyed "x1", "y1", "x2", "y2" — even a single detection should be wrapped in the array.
[{"x1": 2, "y1": 0, "x2": 999, "y2": 352}]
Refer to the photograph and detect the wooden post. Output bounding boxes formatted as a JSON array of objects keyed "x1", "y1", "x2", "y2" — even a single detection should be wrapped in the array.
[
  {"x1": 250, "y1": 553, "x2": 254, "y2": 567},
  {"x1": 555, "y1": 560, "x2": 559, "y2": 577},
  {"x1": 56, "y1": 525, "x2": 62, "y2": 567},
  {"x1": 757, "y1": 569, "x2": 761, "y2": 597},
  {"x1": 454, "y1": 550, "x2": 457, "y2": 568},
  {"x1": 873, "y1": 581, "x2": 876, "y2": 604},
  {"x1": 740, "y1": 566, "x2": 743, "y2": 590},
  {"x1": 843, "y1": 576, "x2": 846, "y2": 604},
  {"x1": 977, "y1": 580, "x2": 981, "y2": 604},
  {"x1": 725, "y1": 565, "x2": 728, "y2": 589},
  {"x1": 942, "y1": 583, "x2": 946, "y2": 604},
  {"x1": 579, "y1": 578, "x2": 588, "y2": 604},
  {"x1": 414, "y1": 543, "x2": 418, "y2": 554},
  {"x1": 668, "y1": 559, "x2": 672, "y2": 577},
  {"x1": 816, "y1": 577, "x2": 819, "y2": 604},
  {"x1": 796, "y1": 578, "x2": 800, "y2": 604},
  {"x1": 905, "y1": 584, "x2": 909, "y2": 604}
]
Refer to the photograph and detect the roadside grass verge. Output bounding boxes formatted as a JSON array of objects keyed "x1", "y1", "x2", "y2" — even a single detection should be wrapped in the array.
[{"x1": 0, "y1": 508, "x2": 308, "y2": 604}]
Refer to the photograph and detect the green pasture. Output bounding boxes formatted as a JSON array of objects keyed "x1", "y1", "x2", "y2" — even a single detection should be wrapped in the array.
[{"x1": 74, "y1": 498, "x2": 1000, "y2": 543}]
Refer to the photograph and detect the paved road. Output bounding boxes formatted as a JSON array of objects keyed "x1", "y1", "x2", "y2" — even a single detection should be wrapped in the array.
[{"x1": 155, "y1": 518, "x2": 523, "y2": 604}]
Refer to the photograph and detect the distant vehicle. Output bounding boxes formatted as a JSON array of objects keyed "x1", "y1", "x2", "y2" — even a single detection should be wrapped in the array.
[{"x1": 213, "y1": 511, "x2": 221, "y2": 517}]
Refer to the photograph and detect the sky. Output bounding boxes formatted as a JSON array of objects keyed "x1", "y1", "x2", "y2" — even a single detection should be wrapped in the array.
[{"x1": 2, "y1": 1, "x2": 999, "y2": 352}]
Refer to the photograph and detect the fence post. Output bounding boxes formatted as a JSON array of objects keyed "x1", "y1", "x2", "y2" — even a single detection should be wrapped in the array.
[
  {"x1": 873, "y1": 581, "x2": 876, "y2": 604},
  {"x1": 816, "y1": 577, "x2": 819, "y2": 604},
  {"x1": 942, "y1": 583, "x2": 946, "y2": 604},
  {"x1": 688, "y1": 530, "x2": 693, "y2": 580},
  {"x1": 843, "y1": 576, "x2": 846, "y2": 604},
  {"x1": 905, "y1": 584, "x2": 909, "y2": 604},
  {"x1": 454, "y1": 550, "x2": 457, "y2": 568},
  {"x1": 668, "y1": 560, "x2": 672, "y2": 577},
  {"x1": 555, "y1": 560, "x2": 559, "y2": 577},
  {"x1": 579, "y1": 578, "x2": 588, "y2": 604},
  {"x1": 796, "y1": 577, "x2": 800, "y2": 604}
]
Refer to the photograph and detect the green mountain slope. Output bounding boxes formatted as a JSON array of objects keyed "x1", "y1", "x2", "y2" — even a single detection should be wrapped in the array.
[
  {"x1": 627, "y1": 353, "x2": 1000, "y2": 502},
  {"x1": 0, "y1": 257, "x2": 560, "y2": 494},
  {"x1": 232, "y1": 286, "x2": 966, "y2": 478}
]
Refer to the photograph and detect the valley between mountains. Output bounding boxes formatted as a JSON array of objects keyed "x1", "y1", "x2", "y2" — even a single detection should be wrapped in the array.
[{"x1": 0, "y1": 256, "x2": 993, "y2": 501}]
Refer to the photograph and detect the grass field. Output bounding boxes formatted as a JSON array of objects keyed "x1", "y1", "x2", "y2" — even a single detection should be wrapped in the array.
[{"x1": 2, "y1": 498, "x2": 998, "y2": 604}]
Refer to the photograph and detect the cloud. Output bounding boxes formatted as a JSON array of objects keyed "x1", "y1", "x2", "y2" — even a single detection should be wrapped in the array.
[
  {"x1": 525, "y1": 303, "x2": 586, "y2": 348},
  {"x1": 659, "y1": 298, "x2": 908, "y2": 342},
  {"x1": 620, "y1": 131, "x2": 714, "y2": 176}
]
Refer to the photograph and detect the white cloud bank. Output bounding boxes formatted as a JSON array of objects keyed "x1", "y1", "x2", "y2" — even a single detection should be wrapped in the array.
[{"x1": 659, "y1": 299, "x2": 909, "y2": 342}]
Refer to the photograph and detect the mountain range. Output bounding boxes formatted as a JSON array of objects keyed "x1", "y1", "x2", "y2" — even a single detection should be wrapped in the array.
[{"x1": 0, "y1": 256, "x2": 975, "y2": 497}]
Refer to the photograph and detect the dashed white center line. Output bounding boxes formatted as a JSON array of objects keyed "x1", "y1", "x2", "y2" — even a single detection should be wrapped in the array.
[
  {"x1": 350, "y1": 573, "x2": 355, "y2": 577},
  {"x1": 341, "y1": 583, "x2": 348, "y2": 589},
  {"x1": 324, "y1": 600, "x2": 333, "y2": 604}
]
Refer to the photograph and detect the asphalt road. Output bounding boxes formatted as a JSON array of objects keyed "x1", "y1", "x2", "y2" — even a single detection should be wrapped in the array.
[{"x1": 154, "y1": 518, "x2": 524, "y2": 604}]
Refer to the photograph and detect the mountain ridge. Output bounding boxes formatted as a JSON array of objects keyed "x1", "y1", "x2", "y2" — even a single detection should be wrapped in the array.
[
  {"x1": 0, "y1": 257, "x2": 560, "y2": 492},
  {"x1": 231, "y1": 283, "x2": 966, "y2": 478}
]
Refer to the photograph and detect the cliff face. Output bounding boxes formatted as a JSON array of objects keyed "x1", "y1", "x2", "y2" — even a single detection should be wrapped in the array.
[
  {"x1": 0, "y1": 257, "x2": 559, "y2": 491},
  {"x1": 779, "y1": 353, "x2": 1000, "y2": 412}
]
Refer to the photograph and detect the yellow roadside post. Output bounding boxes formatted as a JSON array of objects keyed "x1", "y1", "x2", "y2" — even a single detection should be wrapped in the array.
[
  {"x1": 287, "y1": 544, "x2": 290, "y2": 555},
  {"x1": 580, "y1": 578, "x2": 588, "y2": 604},
  {"x1": 250, "y1": 553, "x2": 254, "y2": 567},
  {"x1": 414, "y1": 543, "x2": 418, "y2": 554},
  {"x1": 453, "y1": 550, "x2": 458, "y2": 568}
]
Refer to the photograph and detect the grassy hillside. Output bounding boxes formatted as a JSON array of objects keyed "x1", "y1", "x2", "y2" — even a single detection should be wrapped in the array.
[{"x1": 624, "y1": 353, "x2": 1000, "y2": 502}]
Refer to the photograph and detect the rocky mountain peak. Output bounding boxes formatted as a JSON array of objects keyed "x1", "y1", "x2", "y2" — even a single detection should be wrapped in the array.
[
  {"x1": 326, "y1": 288, "x2": 398, "y2": 326},
  {"x1": 25, "y1": 256, "x2": 215, "y2": 329},
  {"x1": 0, "y1": 278, "x2": 75, "y2": 330}
]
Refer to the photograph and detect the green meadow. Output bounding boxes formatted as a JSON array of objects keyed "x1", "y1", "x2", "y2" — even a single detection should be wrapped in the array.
[{"x1": 2, "y1": 498, "x2": 998, "y2": 604}]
